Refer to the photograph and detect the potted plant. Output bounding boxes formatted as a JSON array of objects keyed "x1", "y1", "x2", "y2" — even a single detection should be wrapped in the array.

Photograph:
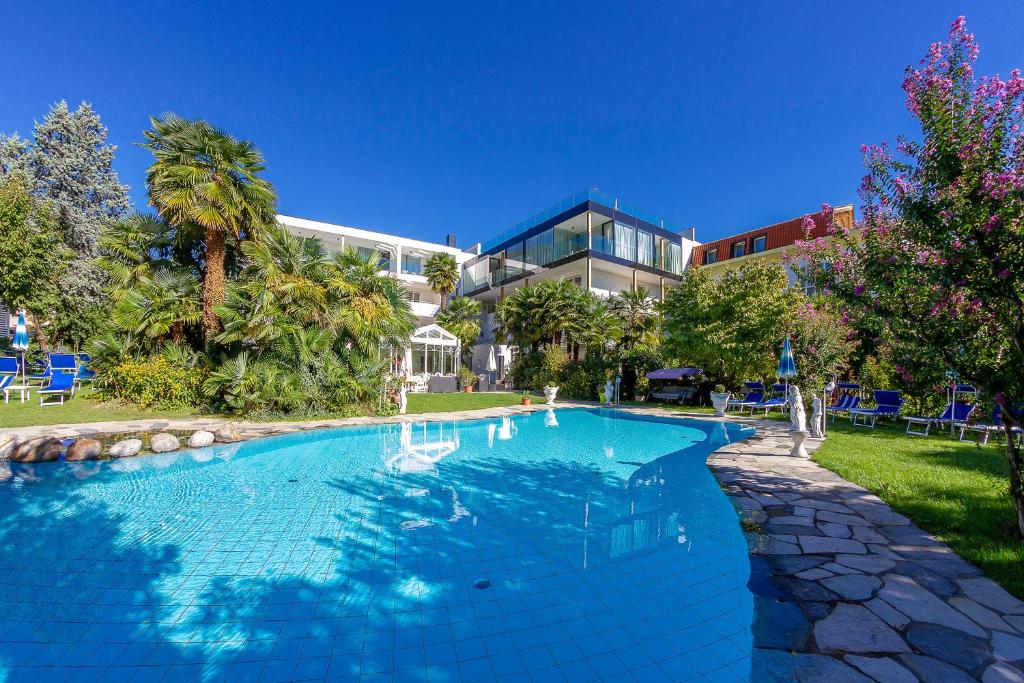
[
  {"x1": 709, "y1": 383, "x2": 731, "y2": 417},
  {"x1": 521, "y1": 390, "x2": 532, "y2": 406},
  {"x1": 458, "y1": 366, "x2": 477, "y2": 393}
]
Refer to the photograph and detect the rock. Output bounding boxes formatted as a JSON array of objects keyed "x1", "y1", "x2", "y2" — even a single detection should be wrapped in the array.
[
  {"x1": 817, "y1": 511, "x2": 872, "y2": 527},
  {"x1": 1007, "y1": 615, "x2": 1024, "y2": 632},
  {"x1": 851, "y1": 526, "x2": 889, "y2": 544},
  {"x1": 109, "y1": 439, "x2": 142, "y2": 458},
  {"x1": 65, "y1": 438, "x2": 102, "y2": 461},
  {"x1": 821, "y1": 561, "x2": 862, "y2": 575},
  {"x1": 798, "y1": 536, "x2": 867, "y2": 555},
  {"x1": 795, "y1": 568, "x2": 834, "y2": 581},
  {"x1": 890, "y1": 545, "x2": 983, "y2": 577},
  {"x1": 770, "y1": 515, "x2": 816, "y2": 527},
  {"x1": 752, "y1": 649, "x2": 873, "y2": 683},
  {"x1": 766, "y1": 555, "x2": 830, "y2": 575},
  {"x1": 948, "y1": 597, "x2": 1014, "y2": 633},
  {"x1": 8, "y1": 437, "x2": 62, "y2": 463},
  {"x1": 789, "y1": 498, "x2": 854, "y2": 514},
  {"x1": 793, "y1": 506, "x2": 815, "y2": 517},
  {"x1": 835, "y1": 554, "x2": 896, "y2": 574},
  {"x1": 815, "y1": 603, "x2": 909, "y2": 654},
  {"x1": 878, "y1": 574, "x2": 986, "y2": 637},
  {"x1": 984, "y1": 661, "x2": 1024, "y2": 683},
  {"x1": 905, "y1": 622, "x2": 993, "y2": 671},
  {"x1": 822, "y1": 574, "x2": 882, "y2": 601},
  {"x1": 214, "y1": 423, "x2": 242, "y2": 443},
  {"x1": 892, "y1": 560, "x2": 957, "y2": 598},
  {"x1": 992, "y1": 631, "x2": 1024, "y2": 662},
  {"x1": 149, "y1": 433, "x2": 180, "y2": 453},
  {"x1": 899, "y1": 654, "x2": 976, "y2": 683},
  {"x1": 0, "y1": 434, "x2": 14, "y2": 458},
  {"x1": 819, "y1": 522, "x2": 852, "y2": 538},
  {"x1": 188, "y1": 430, "x2": 215, "y2": 448},
  {"x1": 865, "y1": 598, "x2": 911, "y2": 629},
  {"x1": 879, "y1": 524, "x2": 944, "y2": 546},
  {"x1": 959, "y1": 578, "x2": 1024, "y2": 615},
  {"x1": 845, "y1": 656, "x2": 917, "y2": 683},
  {"x1": 772, "y1": 576, "x2": 839, "y2": 602}
]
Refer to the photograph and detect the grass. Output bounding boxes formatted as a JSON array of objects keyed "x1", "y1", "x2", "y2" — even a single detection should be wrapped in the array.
[
  {"x1": 0, "y1": 386, "x2": 197, "y2": 429},
  {"x1": 813, "y1": 419, "x2": 1024, "y2": 599},
  {"x1": 405, "y1": 391, "x2": 523, "y2": 414}
]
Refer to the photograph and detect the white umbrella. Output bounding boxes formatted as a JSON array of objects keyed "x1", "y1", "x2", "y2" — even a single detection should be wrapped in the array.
[{"x1": 486, "y1": 346, "x2": 497, "y2": 373}]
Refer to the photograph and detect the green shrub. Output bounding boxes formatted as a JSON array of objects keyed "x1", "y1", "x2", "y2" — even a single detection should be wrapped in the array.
[{"x1": 100, "y1": 356, "x2": 205, "y2": 409}]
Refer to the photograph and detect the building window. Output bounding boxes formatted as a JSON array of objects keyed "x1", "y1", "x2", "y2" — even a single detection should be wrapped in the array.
[
  {"x1": 752, "y1": 236, "x2": 767, "y2": 253},
  {"x1": 402, "y1": 254, "x2": 423, "y2": 275},
  {"x1": 704, "y1": 249, "x2": 718, "y2": 265},
  {"x1": 571, "y1": 276, "x2": 583, "y2": 289},
  {"x1": 731, "y1": 241, "x2": 745, "y2": 258}
]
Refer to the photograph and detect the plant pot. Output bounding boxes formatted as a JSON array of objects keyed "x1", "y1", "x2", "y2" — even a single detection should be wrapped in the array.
[
  {"x1": 710, "y1": 392, "x2": 731, "y2": 417},
  {"x1": 521, "y1": 397, "x2": 532, "y2": 406},
  {"x1": 463, "y1": 386, "x2": 474, "y2": 393},
  {"x1": 543, "y1": 386, "x2": 559, "y2": 405}
]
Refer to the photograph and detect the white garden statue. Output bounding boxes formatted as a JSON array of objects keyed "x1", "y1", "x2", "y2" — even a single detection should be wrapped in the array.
[
  {"x1": 398, "y1": 383, "x2": 408, "y2": 415},
  {"x1": 788, "y1": 385, "x2": 806, "y2": 432},
  {"x1": 788, "y1": 385, "x2": 809, "y2": 457},
  {"x1": 810, "y1": 395, "x2": 824, "y2": 438},
  {"x1": 604, "y1": 380, "x2": 615, "y2": 406}
]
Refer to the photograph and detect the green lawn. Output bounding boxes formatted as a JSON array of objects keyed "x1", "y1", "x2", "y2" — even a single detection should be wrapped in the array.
[
  {"x1": 813, "y1": 419, "x2": 1024, "y2": 599},
  {"x1": 405, "y1": 391, "x2": 523, "y2": 414},
  {"x1": 0, "y1": 386, "x2": 196, "y2": 429}
]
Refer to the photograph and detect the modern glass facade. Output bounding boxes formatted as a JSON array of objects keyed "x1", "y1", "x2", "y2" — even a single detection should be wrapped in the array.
[{"x1": 462, "y1": 213, "x2": 685, "y2": 294}]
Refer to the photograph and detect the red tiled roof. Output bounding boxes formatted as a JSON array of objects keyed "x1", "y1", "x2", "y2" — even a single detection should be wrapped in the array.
[{"x1": 691, "y1": 206, "x2": 853, "y2": 266}]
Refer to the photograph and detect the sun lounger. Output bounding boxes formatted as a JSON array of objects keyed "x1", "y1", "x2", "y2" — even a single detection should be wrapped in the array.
[
  {"x1": 905, "y1": 401, "x2": 975, "y2": 436},
  {"x1": 38, "y1": 371, "x2": 75, "y2": 406},
  {"x1": 850, "y1": 390, "x2": 904, "y2": 427}
]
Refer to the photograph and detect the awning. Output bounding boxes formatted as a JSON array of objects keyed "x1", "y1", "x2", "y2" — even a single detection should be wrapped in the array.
[{"x1": 646, "y1": 367, "x2": 703, "y2": 380}]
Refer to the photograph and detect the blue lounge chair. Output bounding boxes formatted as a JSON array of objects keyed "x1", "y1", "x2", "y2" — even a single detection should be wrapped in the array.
[
  {"x1": 850, "y1": 390, "x2": 905, "y2": 427},
  {"x1": 0, "y1": 356, "x2": 18, "y2": 377},
  {"x1": 905, "y1": 401, "x2": 976, "y2": 436},
  {"x1": 959, "y1": 405, "x2": 1024, "y2": 446},
  {"x1": 728, "y1": 382, "x2": 765, "y2": 412},
  {"x1": 747, "y1": 384, "x2": 790, "y2": 416},
  {"x1": 0, "y1": 374, "x2": 14, "y2": 403},
  {"x1": 28, "y1": 353, "x2": 77, "y2": 384},
  {"x1": 74, "y1": 362, "x2": 96, "y2": 387},
  {"x1": 38, "y1": 371, "x2": 75, "y2": 406}
]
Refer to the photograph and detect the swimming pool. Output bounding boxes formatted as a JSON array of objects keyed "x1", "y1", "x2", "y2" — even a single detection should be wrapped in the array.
[{"x1": 0, "y1": 408, "x2": 755, "y2": 682}]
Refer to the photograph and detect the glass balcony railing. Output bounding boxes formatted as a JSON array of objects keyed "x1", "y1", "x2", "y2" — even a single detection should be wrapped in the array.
[{"x1": 480, "y1": 189, "x2": 685, "y2": 253}]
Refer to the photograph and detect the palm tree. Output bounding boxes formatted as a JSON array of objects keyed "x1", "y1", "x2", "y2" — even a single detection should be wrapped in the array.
[
  {"x1": 610, "y1": 287, "x2": 659, "y2": 399},
  {"x1": 110, "y1": 269, "x2": 202, "y2": 345},
  {"x1": 435, "y1": 296, "x2": 482, "y2": 359},
  {"x1": 423, "y1": 253, "x2": 460, "y2": 310},
  {"x1": 328, "y1": 248, "x2": 416, "y2": 355},
  {"x1": 142, "y1": 114, "x2": 277, "y2": 339}
]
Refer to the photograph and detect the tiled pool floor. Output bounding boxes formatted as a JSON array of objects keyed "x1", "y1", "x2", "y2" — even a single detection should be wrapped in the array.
[{"x1": 0, "y1": 409, "x2": 755, "y2": 681}]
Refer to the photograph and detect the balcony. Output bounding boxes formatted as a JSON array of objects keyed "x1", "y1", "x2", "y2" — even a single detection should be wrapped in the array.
[{"x1": 410, "y1": 300, "x2": 440, "y2": 319}]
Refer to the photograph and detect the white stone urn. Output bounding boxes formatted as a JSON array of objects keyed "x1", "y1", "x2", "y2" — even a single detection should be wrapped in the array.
[
  {"x1": 790, "y1": 429, "x2": 810, "y2": 458},
  {"x1": 710, "y1": 391, "x2": 731, "y2": 417},
  {"x1": 543, "y1": 385, "x2": 559, "y2": 405}
]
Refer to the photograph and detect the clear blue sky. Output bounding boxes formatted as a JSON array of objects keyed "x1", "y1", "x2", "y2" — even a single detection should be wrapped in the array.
[{"x1": 3, "y1": 1, "x2": 1022, "y2": 245}]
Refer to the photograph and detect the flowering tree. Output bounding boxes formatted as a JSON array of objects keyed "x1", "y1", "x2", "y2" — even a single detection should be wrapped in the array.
[{"x1": 797, "y1": 17, "x2": 1024, "y2": 536}]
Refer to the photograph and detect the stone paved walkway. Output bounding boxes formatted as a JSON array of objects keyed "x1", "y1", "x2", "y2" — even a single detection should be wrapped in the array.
[
  {"x1": 2, "y1": 404, "x2": 1023, "y2": 681},
  {"x1": 699, "y1": 416, "x2": 1024, "y2": 683}
]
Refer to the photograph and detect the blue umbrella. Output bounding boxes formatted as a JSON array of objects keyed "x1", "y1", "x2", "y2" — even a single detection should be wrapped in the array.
[
  {"x1": 12, "y1": 310, "x2": 29, "y2": 385},
  {"x1": 778, "y1": 337, "x2": 797, "y2": 378},
  {"x1": 778, "y1": 337, "x2": 797, "y2": 404}
]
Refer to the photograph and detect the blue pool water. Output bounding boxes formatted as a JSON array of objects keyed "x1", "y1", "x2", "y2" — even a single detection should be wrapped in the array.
[{"x1": 0, "y1": 409, "x2": 755, "y2": 682}]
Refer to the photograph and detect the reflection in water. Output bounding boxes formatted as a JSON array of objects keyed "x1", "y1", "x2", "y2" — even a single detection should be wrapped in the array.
[
  {"x1": 384, "y1": 421, "x2": 460, "y2": 474},
  {"x1": 0, "y1": 409, "x2": 757, "y2": 681}
]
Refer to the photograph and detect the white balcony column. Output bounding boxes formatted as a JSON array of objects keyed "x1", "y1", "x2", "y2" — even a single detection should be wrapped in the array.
[{"x1": 394, "y1": 243, "x2": 402, "y2": 275}]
